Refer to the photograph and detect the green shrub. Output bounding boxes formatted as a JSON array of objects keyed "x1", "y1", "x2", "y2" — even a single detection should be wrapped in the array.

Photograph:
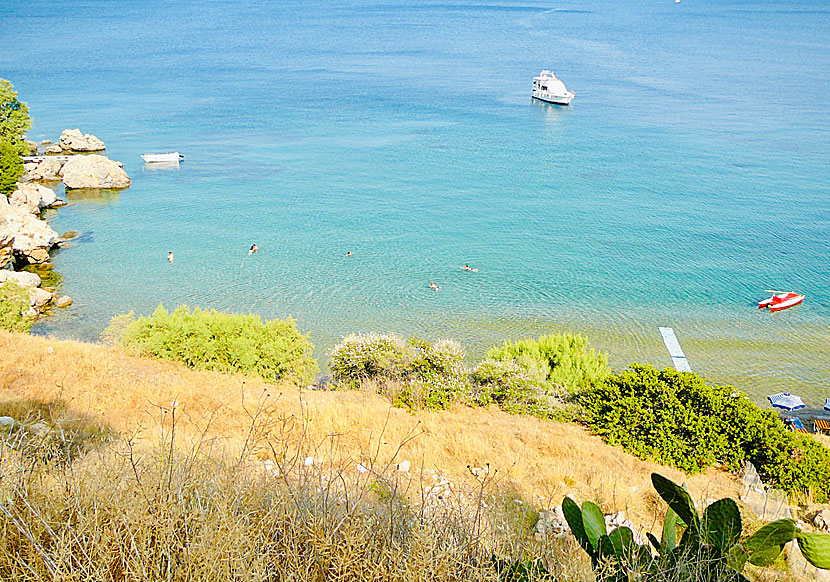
[
  {"x1": 486, "y1": 334, "x2": 609, "y2": 394},
  {"x1": 108, "y1": 304, "x2": 318, "y2": 385},
  {"x1": 578, "y1": 364, "x2": 830, "y2": 501},
  {"x1": 0, "y1": 138, "x2": 23, "y2": 197},
  {"x1": 471, "y1": 359, "x2": 554, "y2": 417},
  {"x1": 0, "y1": 282, "x2": 32, "y2": 333},
  {"x1": 329, "y1": 333, "x2": 408, "y2": 387},
  {"x1": 329, "y1": 334, "x2": 469, "y2": 410},
  {"x1": 0, "y1": 80, "x2": 31, "y2": 157}
]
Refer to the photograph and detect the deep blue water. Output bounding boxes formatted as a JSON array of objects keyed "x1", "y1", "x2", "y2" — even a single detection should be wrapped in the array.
[{"x1": 2, "y1": 0, "x2": 828, "y2": 404}]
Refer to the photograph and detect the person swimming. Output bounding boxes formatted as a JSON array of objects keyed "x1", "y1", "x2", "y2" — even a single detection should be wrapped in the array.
[
  {"x1": 429, "y1": 281, "x2": 440, "y2": 290},
  {"x1": 167, "y1": 251, "x2": 174, "y2": 264},
  {"x1": 249, "y1": 243, "x2": 259, "y2": 255},
  {"x1": 344, "y1": 251, "x2": 353, "y2": 257},
  {"x1": 460, "y1": 264, "x2": 478, "y2": 272}
]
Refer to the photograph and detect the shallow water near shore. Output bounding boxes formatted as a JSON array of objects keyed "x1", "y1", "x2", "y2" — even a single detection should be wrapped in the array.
[{"x1": 2, "y1": 0, "x2": 828, "y2": 405}]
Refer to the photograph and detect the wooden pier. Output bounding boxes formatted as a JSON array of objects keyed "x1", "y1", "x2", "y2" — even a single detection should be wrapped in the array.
[
  {"x1": 658, "y1": 326, "x2": 692, "y2": 372},
  {"x1": 22, "y1": 155, "x2": 72, "y2": 163}
]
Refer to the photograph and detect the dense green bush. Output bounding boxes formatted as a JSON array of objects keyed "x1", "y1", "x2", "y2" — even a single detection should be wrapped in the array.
[
  {"x1": 0, "y1": 79, "x2": 31, "y2": 156},
  {"x1": 578, "y1": 364, "x2": 830, "y2": 501},
  {"x1": 0, "y1": 138, "x2": 23, "y2": 197},
  {"x1": 329, "y1": 334, "x2": 470, "y2": 410},
  {"x1": 0, "y1": 282, "x2": 32, "y2": 333},
  {"x1": 486, "y1": 334, "x2": 609, "y2": 394},
  {"x1": 109, "y1": 304, "x2": 318, "y2": 385},
  {"x1": 471, "y1": 358, "x2": 554, "y2": 417}
]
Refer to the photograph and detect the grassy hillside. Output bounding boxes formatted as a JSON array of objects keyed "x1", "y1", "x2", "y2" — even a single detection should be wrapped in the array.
[{"x1": 0, "y1": 331, "x2": 740, "y2": 526}]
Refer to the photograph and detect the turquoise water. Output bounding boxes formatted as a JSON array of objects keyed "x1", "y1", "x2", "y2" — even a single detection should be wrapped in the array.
[{"x1": 2, "y1": 0, "x2": 829, "y2": 405}]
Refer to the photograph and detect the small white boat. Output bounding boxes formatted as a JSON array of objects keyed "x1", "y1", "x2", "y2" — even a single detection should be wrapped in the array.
[
  {"x1": 532, "y1": 70, "x2": 575, "y2": 105},
  {"x1": 141, "y1": 152, "x2": 184, "y2": 163}
]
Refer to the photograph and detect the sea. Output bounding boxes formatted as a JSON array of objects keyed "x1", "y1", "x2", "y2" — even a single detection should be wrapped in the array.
[{"x1": 1, "y1": 0, "x2": 828, "y2": 409}]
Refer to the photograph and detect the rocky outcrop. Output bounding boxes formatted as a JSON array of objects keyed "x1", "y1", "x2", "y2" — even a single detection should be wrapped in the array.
[
  {"x1": 56, "y1": 295, "x2": 72, "y2": 308},
  {"x1": 21, "y1": 156, "x2": 66, "y2": 182},
  {"x1": 60, "y1": 128, "x2": 105, "y2": 152},
  {"x1": 9, "y1": 183, "x2": 61, "y2": 213},
  {"x1": 0, "y1": 203, "x2": 60, "y2": 264},
  {"x1": 43, "y1": 144, "x2": 63, "y2": 154},
  {"x1": 0, "y1": 232, "x2": 13, "y2": 270},
  {"x1": 0, "y1": 269, "x2": 41, "y2": 288},
  {"x1": 61, "y1": 154, "x2": 130, "y2": 189}
]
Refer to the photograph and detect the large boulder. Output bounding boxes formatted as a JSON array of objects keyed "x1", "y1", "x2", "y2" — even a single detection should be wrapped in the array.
[
  {"x1": 0, "y1": 269, "x2": 41, "y2": 288},
  {"x1": 0, "y1": 204, "x2": 60, "y2": 264},
  {"x1": 61, "y1": 154, "x2": 130, "y2": 189},
  {"x1": 9, "y1": 183, "x2": 60, "y2": 213},
  {"x1": 60, "y1": 129, "x2": 106, "y2": 152},
  {"x1": 28, "y1": 287, "x2": 53, "y2": 312}
]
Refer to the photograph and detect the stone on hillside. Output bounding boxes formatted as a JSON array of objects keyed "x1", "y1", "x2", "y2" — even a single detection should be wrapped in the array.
[
  {"x1": 44, "y1": 144, "x2": 63, "y2": 154},
  {"x1": 61, "y1": 154, "x2": 130, "y2": 189},
  {"x1": 60, "y1": 128, "x2": 106, "y2": 152},
  {"x1": 56, "y1": 295, "x2": 72, "y2": 308},
  {"x1": 0, "y1": 416, "x2": 14, "y2": 427},
  {"x1": 534, "y1": 506, "x2": 568, "y2": 538},
  {"x1": 0, "y1": 269, "x2": 41, "y2": 288},
  {"x1": 815, "y1": 509, "x2": 830, "y2": 532}
]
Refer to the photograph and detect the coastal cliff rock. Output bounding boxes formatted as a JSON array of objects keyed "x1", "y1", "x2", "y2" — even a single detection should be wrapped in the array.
[
  {"x1": 60, "y1": 129, "x2": 106, "y2": 152},
  {"x1": 0, "y1": 269, "x2": 41, "y2": 288},
  {"x1": 21, "y1": 156, "x2": 66, "y2": 182},
  {"x1": 0, "y1": 233, "x2": 13, "y2": 270},
  {"x1": 0, "y1": 204, "x2": 60, "y2": 264},
  {"x1": 60, "y1": 154, "x2": 130, "y2": 189},
  {"x1": 43, "y1": 144, "x2": 63, "y2": 154},
  {"x1": 9, "y1": 183, "x2": 60, "y2": 213}
]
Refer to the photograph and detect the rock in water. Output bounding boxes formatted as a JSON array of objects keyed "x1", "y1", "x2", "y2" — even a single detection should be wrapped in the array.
[
  {"x1": 56, "y1": 295, "x2": 72, "y2": 308},
  {"x1": 59, "y1": 128, "x2": 106, "y2": 152},
  {"x1": 61, "y1": 154, "x2": 131, "y2": 189}
]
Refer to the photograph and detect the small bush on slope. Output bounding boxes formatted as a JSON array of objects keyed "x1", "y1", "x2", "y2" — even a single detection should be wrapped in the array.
[
  {"x1": 486, "y1": 334, "x2": 609, "y2": 395},
  {"x1": 578, "y1": 364, "x2": 830, "y2": 501},
  {"x1": 329, "y1": 334, "x2": 470, "y2": 409},
  {"x1": 0, "y1": 282, "x2": 32, "y2": 332},
  {"x1": 109, "y1": 304, "x2": 318, "y2": 385}
]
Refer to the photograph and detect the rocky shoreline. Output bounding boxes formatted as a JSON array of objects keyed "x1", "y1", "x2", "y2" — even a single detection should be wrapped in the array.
[{"x1": 0, "y1": 129, "x2": 131, "y2": 319}]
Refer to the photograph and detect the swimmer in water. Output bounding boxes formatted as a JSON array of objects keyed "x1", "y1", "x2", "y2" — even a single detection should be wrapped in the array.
[
  {"x1": 344, "y1": 251, "x2": 353, "y2": 257},
  {"x1": 460, "y1": 264, "x2": 478, "y2": 272},
  {"x1": 167, "y1": 251, "x2": 174, "y2": 264},
  {"x1": 249, "y1": 243, "x2": 259, "y2": 255},
  {"x1": 429, "y1": 281, "x2": 440, "y2": 290}
]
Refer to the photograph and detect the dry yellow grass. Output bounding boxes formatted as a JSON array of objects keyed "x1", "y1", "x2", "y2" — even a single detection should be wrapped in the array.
[{"x1": 0, "y1": 330, "x2": 740, "y2": 529}]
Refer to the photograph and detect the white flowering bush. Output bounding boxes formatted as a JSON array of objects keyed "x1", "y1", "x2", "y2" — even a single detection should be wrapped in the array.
[
  {"x1": 329, "y1": 333, "x2": 408, "y2": 388},
  {"x1": 329, "y1": 334, "x2": 470, "y2": 409}
]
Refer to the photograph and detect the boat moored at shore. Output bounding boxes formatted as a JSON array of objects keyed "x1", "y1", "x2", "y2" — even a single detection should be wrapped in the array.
[{"x1": 532, "y1": 70, "x2": 575, "y2": 105}]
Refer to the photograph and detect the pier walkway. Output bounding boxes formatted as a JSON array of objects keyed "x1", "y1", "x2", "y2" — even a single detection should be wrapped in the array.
[{"x1": 658, "y1": 326, "x2": 692, "y2": 372}]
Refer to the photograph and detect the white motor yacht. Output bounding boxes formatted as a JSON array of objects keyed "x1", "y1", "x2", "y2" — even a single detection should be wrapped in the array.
[{"x1": 532, "y1": 70, "x2": 575, "y2": 105}]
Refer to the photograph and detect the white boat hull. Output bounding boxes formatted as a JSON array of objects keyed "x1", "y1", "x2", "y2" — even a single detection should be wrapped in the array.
[
  {"x1": 532, "y1": 89, "x2": 575, "y2": 105},
  {"x1": 141, "y1": 152, "x2": 183, "y2": 163}
]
